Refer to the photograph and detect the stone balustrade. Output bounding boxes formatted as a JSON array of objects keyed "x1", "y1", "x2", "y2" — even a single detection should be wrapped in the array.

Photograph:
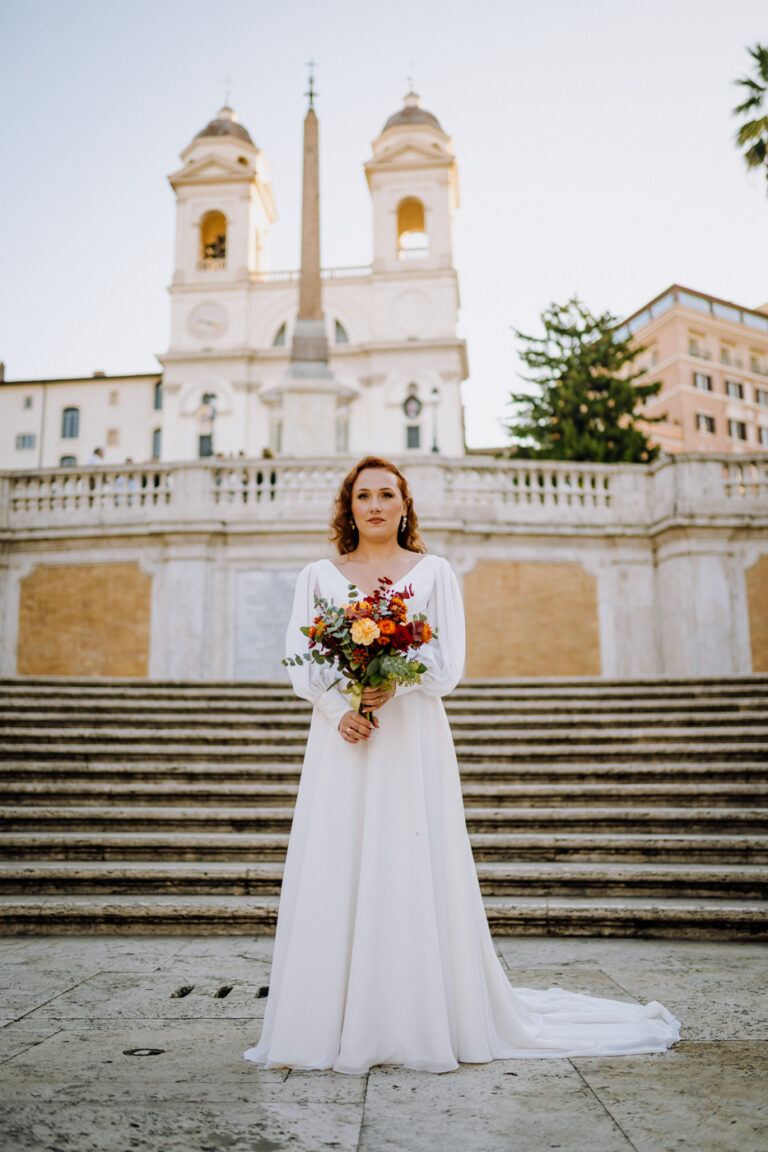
[{"x1": 2, "y1": 454, "x2": 766, "y2": 537}]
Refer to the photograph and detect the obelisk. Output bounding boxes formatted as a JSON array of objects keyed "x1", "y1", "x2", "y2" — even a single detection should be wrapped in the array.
[
  {"x1": 291, "y1": 93, "x2": 328, "y2": 364},
  {"x1": 262, "y1": 68, "x2": 352, "y2": 455}
]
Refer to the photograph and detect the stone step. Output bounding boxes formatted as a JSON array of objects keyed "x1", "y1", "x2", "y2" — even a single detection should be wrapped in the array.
[
  {"x1": 0, "y1": 893, "x2": 765, "y2": 939},
  {"x1": 1, "y1": 740, "x2": 765, "y2": 766},
  {"x1": 2, "y1": 831, "x2": 766, "y2": 863},
  {"x1": 1, "y1": 860, "x2": 765, "y2": 899},
  {"x1": 6, "y1": 697, "x2": 768, "y2": 717},
  {"x1": 3, "y1": 804, "x2": 767, "y2": 835},
  {"x1": 3, "y1": 722, "x2": 767, "y2": 745},
  {"x1": 3, "y1": 676, "x2": 767, "y2": 698},
  {"x1": 1, "y1": 759, "x2": 763, "y2": 784},
  {"x1": 3, "y1": 709, "x2": 767, "y2": 730},
  {"x1": 4, "y1": 779, "x2": 766, "y2": 809}
]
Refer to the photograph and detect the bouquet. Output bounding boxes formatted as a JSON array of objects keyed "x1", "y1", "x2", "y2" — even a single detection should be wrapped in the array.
[{"x1": 284, "y1": 577, "x2": 437, "y2": 722}]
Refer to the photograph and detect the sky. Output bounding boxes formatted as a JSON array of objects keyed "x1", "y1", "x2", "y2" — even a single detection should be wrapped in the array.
[{"x1": 0, "y1": 0, "x2": 766, "y2": 448}]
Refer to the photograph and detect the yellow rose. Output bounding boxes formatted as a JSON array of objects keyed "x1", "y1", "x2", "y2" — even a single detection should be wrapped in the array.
[{"x1": 350, "y1": 618, "x2": 381, "y2": 646}]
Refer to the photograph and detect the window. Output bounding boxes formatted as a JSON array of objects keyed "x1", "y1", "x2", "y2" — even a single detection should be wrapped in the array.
[
  {"x1": 696, "y1": 413, "x2": 715, "y2": 434},
  {"x1": 61, "y1": 407, "x2": 80, "y2": 438},
  {"x1": 273, "y1": 322, "x2": 287, "y2": 347},
  {"x1": 200, "y1": 210, "x2": 227, "y2": 264},
  {"x1": 198, "y1": 434, "x2": 213, "y2": 458},
  {"x1": 109, "y1": 390, "x2": 119, "y2": 406},
  {"x1": 728, "y1": 420, "x2": 748, "y2": 441},
  {"x1": 688, "y1": 338, "x2": 700, "y2": 357},
  {"x1": 720, "y1": 347, "x2": 732, "y2": 366},
  {"x1": 651, "y1": 348, "x2": 659, "y2": 367},
  {"x1": 154, "y1": 381, "x2": 163, "y2": 411},
  {"x1": 23, "y1": 395, "x2": 33, "y2": 409},
  {"x1": 397, "y1": 197, "x2": 428, "y2": 260},
  {"x1": 15, "y1": 433, "x2": 36, "y2": 449},
  {"x1": 693, "y1": 372, "x2": 713, "y2": 392},
  {"x1": 106, "y1": 428, "x2": 119, "y2": 447},
  {"x1": 406, "y1": 425, "x2": 421, "y2": 449},
  {"x1": 726, "y1": 379, "x2": 745, "y2": 400},
  {"x1": 759, "y1": 426, "x2": 768, "y2": 447},
  {"x1": 59, "y1": 455, "x2": 77, "y2": 466},
  {"x1": 152, "y1": 428, "x2": 162, "y2": 459},
  {"x1": 756, "y1": 388, "x2": 768, "y2": 407},
  {"x1": 751, "y1": 356, "x2": 761, "y2": 373},
  {"x1": 334, "y1": 320, "x2": 349, "y2": 344}
]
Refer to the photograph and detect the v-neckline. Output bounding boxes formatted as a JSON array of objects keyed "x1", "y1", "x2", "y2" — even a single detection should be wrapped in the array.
[{"x1": 325, "y1": 555, "x2": 430, "y2": 600}]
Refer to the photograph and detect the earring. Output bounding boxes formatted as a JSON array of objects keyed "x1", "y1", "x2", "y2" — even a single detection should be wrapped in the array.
[
  {"x1": 401, "y1": 516, "x2": 407, "y2": 531},
  {"x1": 350, "y1": 518, "x2": 357, "y2": 530}
]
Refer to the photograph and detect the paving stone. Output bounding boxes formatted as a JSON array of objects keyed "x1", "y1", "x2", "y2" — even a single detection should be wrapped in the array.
[
  {"x1": 25, "y1": 972, "x2": 270, "y2": 1022},
  {"x1": 600, "y1": 966, "x2": 768, "y2": 1041},
  {"x1": 359, "y1": 1060, "x2": 635, "y2": 1152},
  {"x1": 573, "y1": 1041, "x2": 768, "y2": 1152}
]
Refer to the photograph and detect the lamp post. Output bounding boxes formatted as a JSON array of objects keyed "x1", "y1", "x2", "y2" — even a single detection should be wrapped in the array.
[{"x1": 430, "y1": 386, "x2": 440, "y2": 453}]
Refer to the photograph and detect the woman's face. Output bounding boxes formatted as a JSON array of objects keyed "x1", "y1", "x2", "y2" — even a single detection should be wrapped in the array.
[{"x1": 350, "y1": 468, "x2": 406, "y2": 545}]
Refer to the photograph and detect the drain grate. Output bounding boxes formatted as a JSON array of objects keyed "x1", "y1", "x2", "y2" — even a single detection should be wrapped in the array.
[
  {"x1": 214, "y1": 985, "x2": 233, "y2": 998},
  {"x1": 170, "y1": 985, "x2": 194, "y2": 998},
  {"x1": 257, "y1": 985, "x2": 269, "y2": 998}
]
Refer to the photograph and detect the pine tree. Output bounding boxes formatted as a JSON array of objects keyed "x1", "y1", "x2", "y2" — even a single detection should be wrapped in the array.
[{"x1": 505, "y1": 298, "x2": 664, "y2": 464}]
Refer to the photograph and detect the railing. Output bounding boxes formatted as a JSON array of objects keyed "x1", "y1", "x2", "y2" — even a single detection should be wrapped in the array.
[
  {"x1": 443, "y1": 462, "x2": 613, "y2": 510},
  {"x1": 251, "y1": 265, "x2": 372, "y2": 284},
  {"x1": 7, "y1": 464, "x2": 174, "y2": 516},
  {"x1": 2, "y1": 455, "x2": 766, "y2": 535},
  {"x1": 722, "y1": 457, "x2": 768, "y2": 500}
]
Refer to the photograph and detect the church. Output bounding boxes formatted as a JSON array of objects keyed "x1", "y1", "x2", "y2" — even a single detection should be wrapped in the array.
[{"x1": 2, "y1": 89, "x2": 466, "y2": 470}]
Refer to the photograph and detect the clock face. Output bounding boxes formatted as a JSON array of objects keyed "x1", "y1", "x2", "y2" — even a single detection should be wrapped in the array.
[{"x1": 188, "y1": 301, "x2": 228, "y2": 339}]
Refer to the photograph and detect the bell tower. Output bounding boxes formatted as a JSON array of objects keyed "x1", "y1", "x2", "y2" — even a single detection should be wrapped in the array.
[
  {"x1": 365, "y1": 91, "x2": 459, "y2": 274},
  {"x1": 167, "y1": 104, "x2": 276, "y2": 291},
  {"x1": 159, "y1": 105, "x2": 277, "y2": 461}
]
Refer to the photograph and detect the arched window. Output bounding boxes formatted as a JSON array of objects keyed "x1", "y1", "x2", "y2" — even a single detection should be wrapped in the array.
[
  {"x1": 152, "y1": 428, "x2": 162, "y2": 459},
  {"x1": 273, "y1": 322, "x2": 287, "y2": 347},
  {"x1": 397, "y1": 197, "x2": 428, "y2": 260},
  {"x1": 200, "y1": 210, "x2": 227, "y2": 265},
  {"x1": 62, "y1": 407, "x2": 80, "y2": 439},
  {"x1": 154, "y1": 381, "x2": 163, "y2": 411},
  {"x1": 335, "y1": 320, "x2": 349, "y2": 344},
  {"x1": 59, "y1": 455, "x2": 77, "y2": 466}
]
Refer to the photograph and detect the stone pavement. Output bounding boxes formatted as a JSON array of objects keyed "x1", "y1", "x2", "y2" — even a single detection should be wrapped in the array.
[{"x1": 0, "y1": 935, "x2": 765, "y2": 1152}]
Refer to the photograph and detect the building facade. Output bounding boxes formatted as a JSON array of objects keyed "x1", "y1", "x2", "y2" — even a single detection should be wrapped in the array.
[
  {"x1": 0, "y1": 93, "x2": 467, "y2": 470},
  {"x1": 622, "y1": 285, "x2": 768, "y2": 455}
]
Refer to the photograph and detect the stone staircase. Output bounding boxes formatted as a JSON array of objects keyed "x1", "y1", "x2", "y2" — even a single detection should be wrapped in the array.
[{"x1": 1, "y1": 676, "x2": 767, "y2": 938}]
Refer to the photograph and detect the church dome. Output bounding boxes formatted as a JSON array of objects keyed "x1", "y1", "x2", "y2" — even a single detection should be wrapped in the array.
[
  {"x1": 383, "y1": 91, "x2": 443, "y2": 133},
  {"x1": 194, "y1": 104, "x2": 254, "y2": 146}
]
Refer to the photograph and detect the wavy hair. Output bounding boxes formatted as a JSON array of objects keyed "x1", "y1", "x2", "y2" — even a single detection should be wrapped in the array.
[{"x1": 329, "y1": 456, "x2": 426, "y2": 556}]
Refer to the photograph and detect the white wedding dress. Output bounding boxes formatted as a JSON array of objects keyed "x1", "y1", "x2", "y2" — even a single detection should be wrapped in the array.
[{"x1": 244, "y1": 554, "x2": 680, "y2": 1074}]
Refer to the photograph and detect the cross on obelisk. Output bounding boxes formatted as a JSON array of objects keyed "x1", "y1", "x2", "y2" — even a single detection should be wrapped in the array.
[{"x1": 305, "y1": 59, "x2": 317, "y2": 108}]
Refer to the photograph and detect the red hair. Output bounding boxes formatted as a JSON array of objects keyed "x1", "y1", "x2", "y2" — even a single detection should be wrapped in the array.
[{"x1": 329, "y1": 456, "x2": 426, "y2": 555}]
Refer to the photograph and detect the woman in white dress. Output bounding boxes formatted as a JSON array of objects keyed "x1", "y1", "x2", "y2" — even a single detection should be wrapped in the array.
[{"x1": 244, "y1": 456, "x2": 680, "y2": 1074}]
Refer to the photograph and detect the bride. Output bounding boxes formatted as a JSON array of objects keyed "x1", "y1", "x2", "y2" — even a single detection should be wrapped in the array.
[{"x1": 244, "y1": 455, "x2": 680, "y2": 1074}]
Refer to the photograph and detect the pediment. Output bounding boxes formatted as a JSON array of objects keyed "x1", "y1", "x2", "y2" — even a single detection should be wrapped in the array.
[
  {"x1": 369, "y1": 140, "x2": 451, "y2": 167},
  {"x1": 169, "y1": 154, "x2": 252, "y2": 185}
]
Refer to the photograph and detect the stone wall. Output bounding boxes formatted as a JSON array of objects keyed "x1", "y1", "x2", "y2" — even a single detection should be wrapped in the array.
[
  {"x1": 464, "y1": 561, "x2": 600, "y2": 677},
  {"x1": 745, "y1": 554, "x2": 768, "y2": 674},
  {"x1": 1, "y1": 453, "x2": 767, "y2": 680},
  {"x1": 16, "y1": 562, "x2": 151, "y2": 677}
]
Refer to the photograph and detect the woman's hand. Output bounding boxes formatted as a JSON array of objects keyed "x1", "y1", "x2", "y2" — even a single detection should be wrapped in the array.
[
  {"x1": 338, "y1": 709, "x2": 378, "y2": 743},
  {"x1": 360, "y1": 684, "x2": 396, "y2": 711}
]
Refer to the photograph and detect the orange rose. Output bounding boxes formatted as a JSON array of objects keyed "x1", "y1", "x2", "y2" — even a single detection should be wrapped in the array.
[{"x1": 378, "y1": 619, "x2": 396, "y2": 635}]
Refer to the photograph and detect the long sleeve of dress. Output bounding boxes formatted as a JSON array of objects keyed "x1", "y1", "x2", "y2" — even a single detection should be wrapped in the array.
[
  {"x1": 285, "y1": 562, "x2": 351, "y2": 728},
  {"x1": 396, "y1": 557, "x2": 465, "y2": 700}
]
